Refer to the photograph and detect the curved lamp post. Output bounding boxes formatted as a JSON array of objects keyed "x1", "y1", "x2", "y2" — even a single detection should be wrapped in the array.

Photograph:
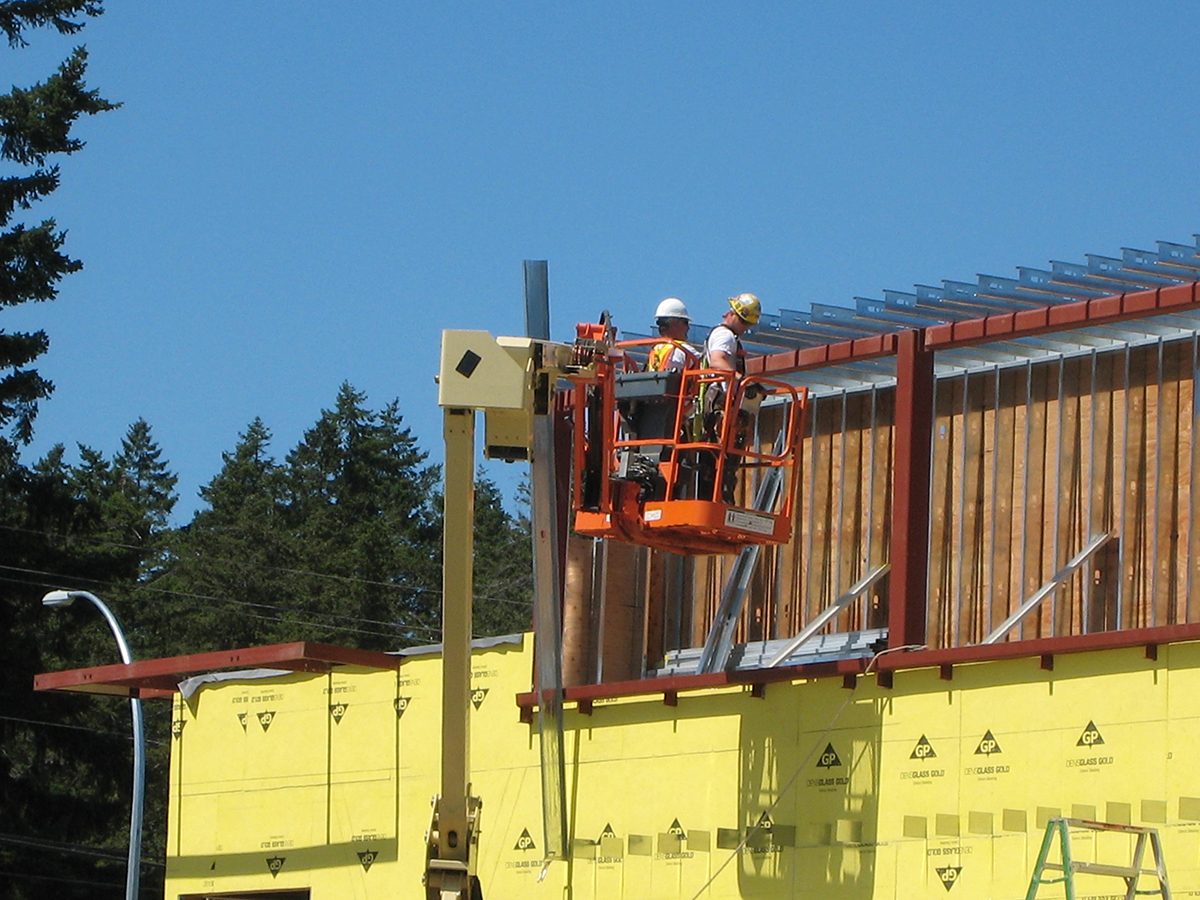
[{"x1": 43, "y1": 589, "x2": 145, "y2": 900}]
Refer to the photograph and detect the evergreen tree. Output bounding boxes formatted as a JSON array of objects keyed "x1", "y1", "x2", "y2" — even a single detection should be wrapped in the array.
[
  {"x1": 470, "y1": 472, "x2": 533, "y2": 636},
  {"x1": 156, "y1": 418, "x2": 300, "y2": 653},
  {"x1": 0, "y1": 0, "x2": 116, "y2": 450},
  {"x1": 0, "y1": 8, "x2": 125, "y2": 893},
  {"x1": 1, "y1": 433, "x2": 176, "y2": 899},
  {"x1": 114, "y1": 418, "x2": 178, "y2": 535},
  {"x1": 162, "y1": 388, "x2": 446, "y2": 653},
  {"x1": 283, "y1": 383, "x2": 441, "y2": 648}
]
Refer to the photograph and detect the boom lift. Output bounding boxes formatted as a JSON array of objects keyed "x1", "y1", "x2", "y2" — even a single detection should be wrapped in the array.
[
  {"x1": 428, "y1": 329, "x2": 578, "y2": 899},
  {"x1": 570, "y1": 321, "x2": 808, "y2": 555},
  {"x1": 427, "y1": 315, "x2": 806, "y2": 897}
]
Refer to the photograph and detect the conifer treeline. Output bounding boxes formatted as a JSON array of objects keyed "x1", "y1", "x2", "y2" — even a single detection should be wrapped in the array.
[
  {"x1": 1, "y1": 384, "x2": 534, "y2": 898},
  {"x1": 0, "y1": 4, "x2": 533, "y2": 895}
]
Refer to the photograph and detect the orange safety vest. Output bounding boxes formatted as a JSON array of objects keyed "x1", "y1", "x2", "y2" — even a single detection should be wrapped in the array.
[{"x1": 646, "y1": 341, "x2": 679, "y2": 372}]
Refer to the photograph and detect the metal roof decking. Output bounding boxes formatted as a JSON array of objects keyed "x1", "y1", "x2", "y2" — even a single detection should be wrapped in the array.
[{"x1": 621, "y1": 233, "x2": 1200, "y2": 398}]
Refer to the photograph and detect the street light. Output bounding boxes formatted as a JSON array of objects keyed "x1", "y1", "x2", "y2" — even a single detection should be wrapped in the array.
[{"x1": 42, "y1": 589, "x2": 145, "y2": 900}]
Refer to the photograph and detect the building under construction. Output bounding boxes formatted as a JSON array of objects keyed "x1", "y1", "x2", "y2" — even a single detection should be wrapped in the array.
[{"x1": 36, "y1": 233, "x2": 1200, "y2": 898}]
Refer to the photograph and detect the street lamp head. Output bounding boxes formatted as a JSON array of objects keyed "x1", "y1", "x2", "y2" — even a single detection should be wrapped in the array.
[{"x1": 42, "y1": 589, "x2": 77, "y2": 608}]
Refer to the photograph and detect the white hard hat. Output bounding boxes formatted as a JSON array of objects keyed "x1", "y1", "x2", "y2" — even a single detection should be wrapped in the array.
[{"x1": 654, "y1": 297, "x2": 690, "y2": 321}]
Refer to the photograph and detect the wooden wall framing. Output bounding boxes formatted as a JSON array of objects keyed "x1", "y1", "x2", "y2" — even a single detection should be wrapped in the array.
[{"x1": 560, "y1": 335, "x2": 1200, "y2": 686}]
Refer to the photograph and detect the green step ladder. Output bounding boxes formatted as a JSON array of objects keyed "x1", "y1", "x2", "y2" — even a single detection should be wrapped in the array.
[{"x1": 1026, "y1": 817, "x2": 1171, "y2": 899}]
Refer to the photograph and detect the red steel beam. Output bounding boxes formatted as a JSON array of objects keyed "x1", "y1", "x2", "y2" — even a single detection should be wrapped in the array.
[
  {"x1": 34, "y1": 641, "x2": 402, "y2": 700},
  {"x1": 739, "y1": 282, "x2": 1200, "y2": 379},
  {"x1": 925, "y1": 282, "x2": 1200, "y2": 351},
  {"x1": 873, "y1": 622, "x2": 1200, "y2": 675},
  {"x1": 516, "y1": 623, "x2": 1200, "y2": 713},
  {"x1": 516, "y1": 656, "x2": 866, "y2": 710},
  {"x1": 746, "y1": 332, "x2": 901, "y2": 377},
  {"x1": 887, "y1": 328, "x2": 934, "y2": 649}
]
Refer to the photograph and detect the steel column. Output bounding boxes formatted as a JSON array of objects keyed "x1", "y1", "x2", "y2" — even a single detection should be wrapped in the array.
[{"x1": 888, "y1": 329, "x2": 934, "y2": 648}]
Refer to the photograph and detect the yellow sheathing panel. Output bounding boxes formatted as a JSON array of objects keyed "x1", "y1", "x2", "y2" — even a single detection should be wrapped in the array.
[{"x1": 167, "y1": 636, "x2": 1200, "y2": 898}]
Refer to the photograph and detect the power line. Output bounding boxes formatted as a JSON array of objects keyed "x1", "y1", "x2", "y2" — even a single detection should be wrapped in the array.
[
  {"x1": 0, "y1": 831, "x2": 164, "y2": 867},
  {"x1": 0, "y1": 713, "x2": 168, "y2": 747},
  {"x1": 0, "y1": 521, "x2": 534, "y2": 608},
  {"x1": 0, "y1": 567, "x2": 443, "y2": 643}
]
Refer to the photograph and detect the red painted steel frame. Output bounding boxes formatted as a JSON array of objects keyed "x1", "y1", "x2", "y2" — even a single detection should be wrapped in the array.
[
  {"x1": 34, "y1": 641, "x2": 401, "y2": 700},
  {"x1": 40, "y1": 281, "x2": 1200, "y2": 713},
  {"x1": 515, "y1": 622, "x2": 1200, "y2": 716},
  {"x1": 525, "y1": 278, "x2": 1200, "y2": 709},
  {"x1": 888, "y1": 328, "x2": 934, "y2": 649}
]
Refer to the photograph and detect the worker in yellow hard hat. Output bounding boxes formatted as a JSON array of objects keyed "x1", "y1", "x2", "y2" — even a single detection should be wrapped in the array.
[
  {"x1": 704, "y1": 292, "x2": 761, "y2": 374},
  {"x1": 699, "y1": 292, "x2": 762, "y2": 502}
]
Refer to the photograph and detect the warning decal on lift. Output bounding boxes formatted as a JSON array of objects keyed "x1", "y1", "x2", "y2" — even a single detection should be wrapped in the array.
[{"x1": 724, "y1": 509, "x2": 775, "y2": 535}]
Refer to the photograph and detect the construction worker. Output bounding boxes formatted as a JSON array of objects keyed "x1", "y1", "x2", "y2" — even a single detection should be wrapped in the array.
[
  {"x1": 646, "y1": 297, "x2": 695, "y2": 371},
  {"x1": 699, "y1": 292, "x2": 762, "y2": 502},
  {"x1": 704, "y1": 291, "x2": 760, "y2": 374}
]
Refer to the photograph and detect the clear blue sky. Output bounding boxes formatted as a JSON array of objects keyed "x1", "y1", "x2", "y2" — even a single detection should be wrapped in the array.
[{"x1": 8, "y1": 3, "x2": 1200, "y2": 521}]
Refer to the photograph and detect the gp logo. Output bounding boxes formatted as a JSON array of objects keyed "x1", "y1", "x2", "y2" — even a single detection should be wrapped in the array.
[
  {"x1": 394, "y1": 696, "x2": 411, "y2": 718},
  {"x1": 266, "y1": 855, "x2": 286, "y2": 878},
  {"x1": 257, "y1": 711, "x2": 276, "y2": 732},
  {"x1": 1076, "y1": 721, "x2": 1105, "y2": 747},
  {"x1": 470, "y1": 687, "x2": 489, "y2": 710},
  {"x1": 936, "y1": 865, "x2": 961, "y2": 891},
  {"x1": 357, "y1": 849, "x2": 377, "y2": 872},
  {"x1": 817, "y1": 743, "x2": 842, "y2": 768},
  {"x1": 910, "y1": 735, "x2": 937, "y2": 759},
  {"x1": 975, "y1": 730, "x2": 1001, "y2": 756},
  {"x1": 514, "y1": 827, "x2": 537, "y2": 852}
]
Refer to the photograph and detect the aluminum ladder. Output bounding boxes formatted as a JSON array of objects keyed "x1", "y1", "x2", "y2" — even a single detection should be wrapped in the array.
[{"x1": 1026, "y1": 817, "x2": 1170, "y2": 899}]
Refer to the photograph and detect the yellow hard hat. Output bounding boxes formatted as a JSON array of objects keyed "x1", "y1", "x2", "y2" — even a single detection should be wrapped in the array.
[{"x1": 728, "y1": 292, "x2": 761, "y2": 325}]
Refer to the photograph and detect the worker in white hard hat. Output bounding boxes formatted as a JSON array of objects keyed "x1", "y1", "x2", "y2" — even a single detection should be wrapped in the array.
[
  {"x1": 646, "y1": 297, "x2": 695, "y2": 372},
  {"x1": 699, "y1": 292, "x2": 763, "y2": 502}
]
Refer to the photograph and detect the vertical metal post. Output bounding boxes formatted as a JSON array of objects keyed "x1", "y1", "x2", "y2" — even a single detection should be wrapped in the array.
[
  {"x1": 43, "y1": 591, "x2": 145, "y2": 900},
  {"x1": 1190, "y1": 336, "x2": 1200, "y2": 623},
  {"x1": 1019, "y1": 360, "x2": 1033, "y2": 640},
  {"x1": 531, "y1": 413, "x2": 568, "y2": 859},
  {"x1": 1051, "y1": 357, "x2": 1065, "y2": 634},
  {"x1": 523, "y1": 259, "x2": 568, "y2": 860},
  {"x1": 954, "y1": 370, "x2": 969, "y2": 646},
  {"x1": 889, "y1": 329, "x2": 934, "y2": 649},
  {"x1": 804, "y1": 394, "x2": 819, "y2": 623},
  {"x1": 523, "y1": 261, "x2": 550, "y2": 341},
  {"x1": 1118, "y1": 346, "x2": 1131, "y2": 626},
  {"x1": 834, "y1": 390, "x2": 848, "y2": 610},
  {"x1": 591, "y1": 538, "x2": 609, "y2": 684},
  {"x1": 1151, "y1": 338, "x2": 1164, "y2": 624},
  {"x1": 1083, "y1": 350, "x2": 1097, "y2": 633},
  {"x1": 988, "y1": 366, "x2": 1001, "y2": 634},
  {"x1": 439, "y1": 408, "x2": 475, "y2": 864},
  {"x1": 863, "y1": 385, "x2": 879, "y2": 626}
]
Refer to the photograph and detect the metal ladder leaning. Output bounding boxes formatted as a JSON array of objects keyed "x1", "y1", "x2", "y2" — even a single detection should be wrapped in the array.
[{"x1": 1026, "y1": 817, "x2": 1171, "y2": 899}]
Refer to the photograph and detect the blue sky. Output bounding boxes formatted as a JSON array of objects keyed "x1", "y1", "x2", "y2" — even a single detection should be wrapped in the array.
[{"x1": 8, "y1": 3, "x2": 1200, "y2": 520}]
